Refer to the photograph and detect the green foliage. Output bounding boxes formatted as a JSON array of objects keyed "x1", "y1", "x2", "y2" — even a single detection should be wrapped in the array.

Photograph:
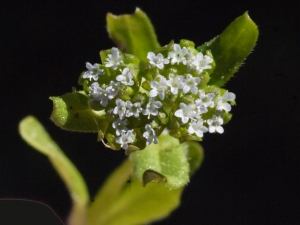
[
  {"x1": 19, "y1": 116, "x2": 89, "y2": 225},
  {"x1": 19, "y1": 116, "x2": 203, "y2": 225},
  {"x1": 50, "y1": 92, "x2": 106, "y2": 132},
  {"x1": 106, "y1": 8, "x2": 160, "y2": 63},
  {"x1": 130, "y1": 134, "x2": 204, "y2": 189},
  {"x1": 198, "y1": 12, "x2": 259, "y2": 87},
  {"x1": 88, "y1": 160, "x2": 184, "y2": 225}
]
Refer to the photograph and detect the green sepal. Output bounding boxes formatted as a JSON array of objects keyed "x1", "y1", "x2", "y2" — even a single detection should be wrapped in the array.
[
  {"x1": 221, "y1": 112, "x2": 233, "y2": 125},
  {"x1": 82, "y1": 79, "x2": 90, "y2": 94},
  {"x1": 203, "y1": 50, "x2": 215, "y2": 76},
  {"x1": 167, "y1": 111, "x2": 181, "y2": 130},
  {"x1": 50, "y1": 91, "x2": 106, "y2": 132},
  {"x1": 203, "y1": 85, "x2": 221, "y2": 95},
  {"x1": 157, "y1": 110, "x2": 169, "y2": 126},
  {"x1": 97, "y1": 122, "x2": 109, "y2": 141},
  {"x1": 169, "y1": 125, "x2": 204, "y2": 144},
  {"x1": 141, "y1": 80, "x2": 151, "y2": 91},
  {"x1": 123, "y1": 53, "x2": 140, "y2": 65},
  {"x1": 199, "y1": 71, "x2": 211, "y2": 88},
  {"x1": 106, "y1": 8, "x2": 160, "y2": 63},
  {"x1": 126, "y1": 128, "x2": 147, "y2": 154},
  {"x1": 78, "y1": 71, "x2": 85, "y2": 86},
  {"x1": 197, "y1": 12, "x2": 258, "y2": 87},
  {"x1": 179, "y1": 39, "x2": 195, "y2": 49},
  {"x1": 156, "y1": 40, "x2": 174, "y2": 56}
]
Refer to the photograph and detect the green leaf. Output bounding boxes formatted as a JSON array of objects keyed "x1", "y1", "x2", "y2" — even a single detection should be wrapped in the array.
[
  {"x1": 50, "y1": 92, "x2": 106, "y2": 132},
  {"x1": 198, "y1": 12, "x2": 259, "y2": 87},
  {"x1": 130, "y1": 134, "x2": 188, "y2": 189},
  {"x1": 19, "y1": 116, "x2": 89, "y2": 225},
  {"x1": 106, "y1": 8, "x2": 160, "y2": 63},
  {"x1": 88, "y1": 159, "x2": 183, "y2": 225},
  {"x1": 130, "y1": 133, "x2": 204, "y2": 189},
  {"x1": 185, "y1": 141, "x2": 204, "y2": 176},
  {"x1": 88, "y1": 141, "x2": 203, "y2": 225}
]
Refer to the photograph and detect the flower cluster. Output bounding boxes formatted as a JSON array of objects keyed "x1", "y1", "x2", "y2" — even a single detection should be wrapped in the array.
[{"x1": 79, "y1": 41, "x2": 236, "y2": 151}]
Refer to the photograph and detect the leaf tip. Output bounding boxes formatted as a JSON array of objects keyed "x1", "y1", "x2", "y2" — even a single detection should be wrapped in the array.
[
  {"x1": 135, "y1": 7, "x2": 141, "y2": 12},
  {"x1": 19, "y1": 115, "x2": 35, "y2": 135}
]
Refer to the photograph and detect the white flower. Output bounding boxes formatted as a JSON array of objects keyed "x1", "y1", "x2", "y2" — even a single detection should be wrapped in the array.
[
  {"x1": 207, "y1": 115, "x2": 224, "y2": 133},
  {"x1": 143, "y1": 98, "x2": 162, "y2": 119},
  {"x1": 192, "y1": 52, "x2": 213, "y2": 73},
  {"x1": 112, "y1": 118, "x2": 128, "y2": 136},
  {"x1": 182, "y1": 74, "x2": 201, "y2": 94},
  {"x1": 150, "y1": 75, "x2": 168, "y2": 100},
  {"x1": 194, "y1": 99, "x2": 208, "y2": 116},
  {"x1": 105, "y1": 47, "x2": 123, "y2": 70},
  {"x1": 174, "y1": 103, "x2": 197, "y2": 124},
  {"x1": 89, "y1": 82, "x2": 109, "y2": 107},
  {"x1": 115, "y1": 130, "x2": 135, "y2": 149},
  {"x1": 168, "y1": 44, "x2": 188, "y2": 65},
  {"x1": 90, "y1": 81, "x2": 120, "y2": 106},
  {"x1": 222, "y1": 91, "x2": 236, "y2": 101},
  {"x1": 183, "y1": 53, "x2": 195, "y2": 71},
  {"x1": 143, "y1": 124, "x2": 158, "y2": 145},
  {"x1": 198, "y1": 90, "x2": 215, "y2": 108},
  {"x1": 83, "y1": 62, "x2": 104, "y2": 81},
  {"x1": 166, "y1": 73, "x2": 184, "y2": 95},
  {"x1": 113, "y1": 98, "x2": 127, "y2": 119},
  {"x1": 106, "y1": 81, "x2": 120, "y2": 100},
  {"x1": 147, "y1": 52, "x2": 169, "y2": 69},
  {"x1": 125, "y1": 101, "x2": 143, "y2": 118},
  {"x1": 216, "y1": 91, "x2": 236, "y2": 112},
  {"x1": 188, "y1": 119, "x2": 208, "y2": 137},
  {"x1": 116, "y1": 68, "x2": 134, "y2": 86}
]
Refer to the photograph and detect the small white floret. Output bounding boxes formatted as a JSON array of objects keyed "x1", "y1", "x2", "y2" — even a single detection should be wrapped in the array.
[
  {"x1": 105, "y1": 47, "x2": 123, "y2": 70},
  {"x1": 207, "y1": 115, "x2": 224, "y2": 134},
  {"x1": 89, "y1": 82, "x2": 109, "y2": 106},
  {"x1": 116, "y1": 68, "x2": 134, "y2": 86},
  {"x1": 113, "y1": 98, "x2": 127, "y2": 119},
  {"x1": 83, "y1": 62, "x2": 104, "y2": 81},
  {"x1": 174, "y1": 103, "x2": 197, "y2": 124},
  {"x1": 168, "y1": 44, "x2": 188, "y2": 65},
  {"x1": 115, "y1": 130, "x2": 135, "y2": 149},
  {"x1": 182, "y1": 74, "x2": 201, "y2": 94},
  {"x1": 150, "y1": 75, "x2": 168, "y2": 100},
  {"x1": 143, "y1": 98, "x2": 162, "y2": 119},
  {"x1": 191, "y1": 52, "x2": 213, "y2": 73},
  {"x1": 166, "y1": 73, "x2": 185, "y2": 95},
  {"x1": 215, "y1": 91, "x2": 236, "y2": 112},
  {"x1": 147, "y1": 52, "x2": 169, "y2": 69},
  {"x1": 106, "y1": 81, "x2": 120, "y2": 100},
  {"x1": 112, "y1": 118, "x2": 128, "y2": 136},
  {"x1": 143, "y1": 124, "x2": 158, "y2": 145},
  {"x1": 125, "y1": 101, "x2": 143, "y2": 118},
  {"x1": 188, "y1": 119, "x2": 208, "y2": 137}
]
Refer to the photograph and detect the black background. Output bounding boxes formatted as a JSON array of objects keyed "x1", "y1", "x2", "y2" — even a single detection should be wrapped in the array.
[{"x1": 1, "y1": 1, "x2": 299, "y2": 224}]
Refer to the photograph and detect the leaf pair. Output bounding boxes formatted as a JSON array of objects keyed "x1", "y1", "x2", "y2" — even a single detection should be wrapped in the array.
[{"x1": 19, "y1": 116, "x2": 202, "y2": 225}]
